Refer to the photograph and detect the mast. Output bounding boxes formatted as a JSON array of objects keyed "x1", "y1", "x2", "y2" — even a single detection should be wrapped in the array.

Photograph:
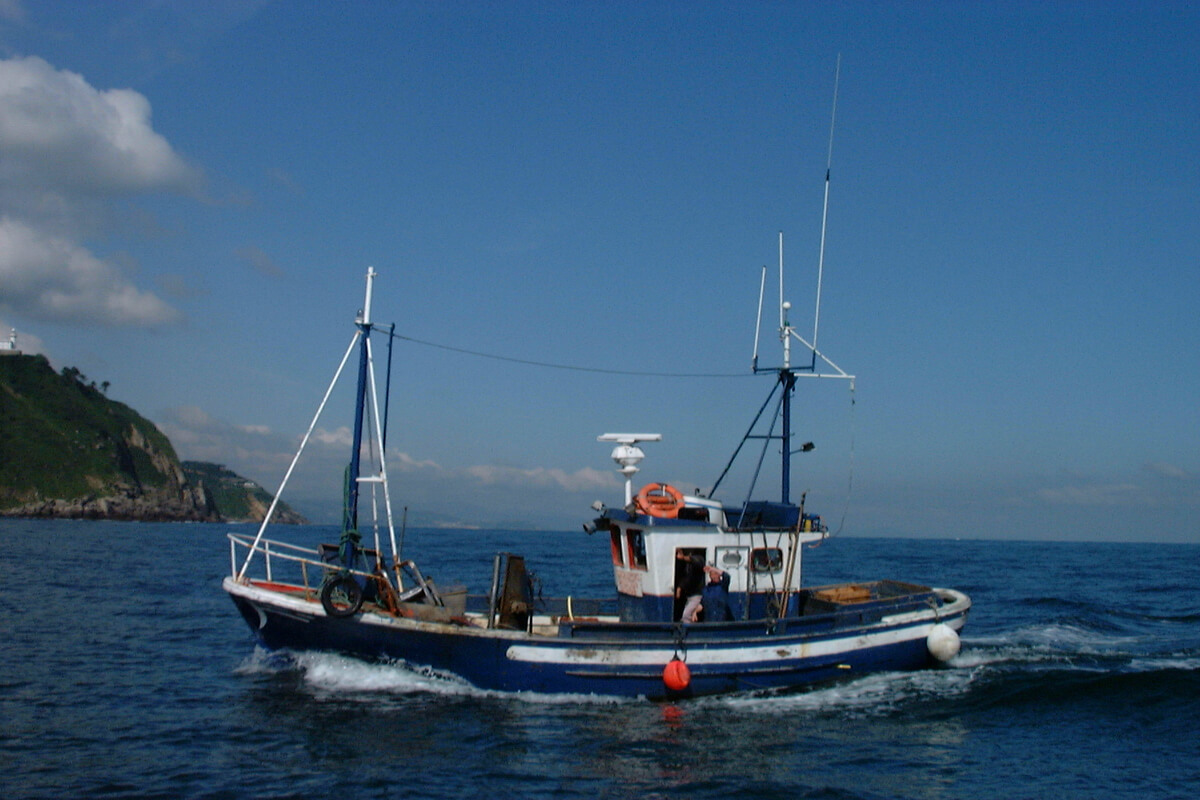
[
  {"x1": 779, "y1": 240, "x2": 796, "y2": 504},
  {"x1": 716, "y1": 60, "x2": 853, "y2": 507},
  {"x1": 780, "y1": 367, "x2": 795, "y2": 504},
  {"x1": 345, "y1": 267, "x2": 377, "y2": 534},
  {"x1": 237, "y1": 267, "x2": 388, "y2": 580}
]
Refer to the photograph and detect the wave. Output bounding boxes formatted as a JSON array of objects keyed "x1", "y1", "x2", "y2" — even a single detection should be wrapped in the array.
[
  {"x1": 717, "y1": 660, "x2": 1200, "y2": 727},
  {"x1": 952, "y1": 664, "x2": 1200, "y2": 718},
  {"x1": 968, "y1": 622, "x2": 1142, "y2": 657},
  {"x1": 966, "y1": 617, "x2": 1200, "y2": 662},
  {"x1": 236, "y1": 647, "x2": 475, "y2": 695},
  {"x1": 719, "y1": 666, "x2": 979, "y2": 717},
  {"x1": 1014, "y1": 593, "x2": 1200, "y2": 627},
  {"x1": 235, "y1": 647, "x2": 632, "y2": 706},
  {"x1": 716, "y1": 623, "x2": 1200, "y2": 719}
]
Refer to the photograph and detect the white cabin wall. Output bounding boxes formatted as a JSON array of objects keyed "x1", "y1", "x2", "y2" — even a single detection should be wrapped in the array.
[{"x1": 608, "y1": 522, "x2": 824, "y2": 598}]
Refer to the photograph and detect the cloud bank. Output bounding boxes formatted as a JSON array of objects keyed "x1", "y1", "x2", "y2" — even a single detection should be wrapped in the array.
[
  {"x1": 0, "y1": 55, "x2": 198, "y2": 327},
  {"x1": 158, "y1": 405, "x2": 618, "y2": 527}
]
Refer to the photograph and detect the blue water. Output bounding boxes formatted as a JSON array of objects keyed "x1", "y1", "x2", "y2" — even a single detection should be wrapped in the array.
[{"x1": 1, "y1": 519, "x2": 1197, "y2": 799}]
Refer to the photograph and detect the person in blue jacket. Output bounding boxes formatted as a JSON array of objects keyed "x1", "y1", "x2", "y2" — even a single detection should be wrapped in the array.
[{"x1": 701, "y1": 564, "x2": 731, "y2": 622}]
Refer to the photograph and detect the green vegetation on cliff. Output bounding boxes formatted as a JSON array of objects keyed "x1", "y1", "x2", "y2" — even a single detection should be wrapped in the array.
[
  {"x1": 0, "y1": 354, "x2": 301, "y2": 523},
  {"x1": 0, "y1": 353, "x2": 203, "y2": 516},
  {"x1": 182, "y1": 461, "x2": 306, "y2": 524},
  {"x1": 2, "y1": 355, "x2": 167, "y2": 499}
]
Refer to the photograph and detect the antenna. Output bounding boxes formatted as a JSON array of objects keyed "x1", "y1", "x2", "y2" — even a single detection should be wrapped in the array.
[
  {"x1": 813, "y1": 54, "x2": 841, "y2": 353},
  {"x1": 752, "y1": 265, "x2": 767, "y2": 371},
  {"x1": 724, "y1": 56, "x2": 854, "y2": 507},
  {"x1": 362, "y1": 266, "x2": 377, "y2": 325},
  {"x1": 780, "y1": 234, "x2": 790, "y2": 369},
  {"x1": 778, "y1": 231, "x2": 785, "y2": 331}
]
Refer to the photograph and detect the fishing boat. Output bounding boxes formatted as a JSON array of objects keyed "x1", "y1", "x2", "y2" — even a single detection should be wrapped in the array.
[{"x1": 223, "y1": 262, "x2": 970, "y2": 699}]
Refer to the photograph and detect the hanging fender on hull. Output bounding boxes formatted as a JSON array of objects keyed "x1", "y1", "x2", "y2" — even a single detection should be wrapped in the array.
[{"x1": 926, "y1": 622, "x2": 961, "y2": 662}]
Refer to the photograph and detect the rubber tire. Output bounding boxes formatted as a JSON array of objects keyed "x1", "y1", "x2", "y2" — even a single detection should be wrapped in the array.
[{"x1": 320, "y1": 575, "x2": 364, "y2": 617}]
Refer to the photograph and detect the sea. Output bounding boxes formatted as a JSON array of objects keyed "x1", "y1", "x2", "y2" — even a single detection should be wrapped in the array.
[{"x1": 1, "y1": 518, "x2": 1196, "y2": 800}]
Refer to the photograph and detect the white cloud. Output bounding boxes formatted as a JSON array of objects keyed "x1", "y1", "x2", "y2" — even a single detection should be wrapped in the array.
[
  {"x1": 0, "y1": 216, "x2": 181, "y2": 326},
  {"x1": 1034, "y1": 483, "x2": 1142, "y2": 506},
  {"x1": 156, "y1": 402, "x2": 617, "y2": 526},
  {"x1": 235, "y1": 244, "x2": 284, "y2": 277},
  {"x1": 391, "y1": 451, "x2": 442, "y2": 472},
  {"x1": 465, "y1": 463, "x2": 617, "y2": 492},
  {"x1": 169, "y1": 404, "x2": 214, "y2": 428},
  {"x1": 313, "y1": 426, "x2": 353, "y2": 447},
  {"x1": 1145, "y1": 462, "x2": 1189, "y2": 480},
  {"x1": 0, "y1": 55, "x2": 198, "y2": 328},
  {"x1": 157, "y1": 405, "x2": 302, "y2": 481},
  {"x1": 0, "y1": 56, "x2": 200, "y2": 196}
]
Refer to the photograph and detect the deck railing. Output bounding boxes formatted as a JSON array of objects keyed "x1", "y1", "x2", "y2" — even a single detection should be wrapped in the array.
[{"x1": 228, "y1": 532, "x2": 380, "y2": 594}]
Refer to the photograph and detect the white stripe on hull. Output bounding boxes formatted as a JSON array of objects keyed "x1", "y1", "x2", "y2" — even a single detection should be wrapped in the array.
[{"x1": 505, "y1": 613, "x2": 964, "y2": 668}]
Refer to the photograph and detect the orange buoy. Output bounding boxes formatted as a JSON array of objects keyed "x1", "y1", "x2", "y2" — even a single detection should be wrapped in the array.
[
  {"x1": 663, "y1": 658, "x2": 691, "y2": 691},
  {"x1": 636, "y1": 482, "x2": 684, "y2": 518}
]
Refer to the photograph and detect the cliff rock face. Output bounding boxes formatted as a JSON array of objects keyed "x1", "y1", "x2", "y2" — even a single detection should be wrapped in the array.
[
  {"x1": 1, "y1": 354, "x2": 218, "y2": 522},
  {"x1": 181, "y1": 461, "x2": 307, "y2": 524},
  {"x1": 6, "y1": 475, "x2": 218, "y2": 522}
]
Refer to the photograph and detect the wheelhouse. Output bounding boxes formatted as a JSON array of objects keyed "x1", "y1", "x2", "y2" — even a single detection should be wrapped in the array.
[{"x1": 593, "y1": 484, "x2": 827, "y2": 623}]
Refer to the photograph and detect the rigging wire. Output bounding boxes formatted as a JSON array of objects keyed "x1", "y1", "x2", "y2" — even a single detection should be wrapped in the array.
[
  {"x1": 384, "y1": 328, "x2": 755, "y2": 379},
  {"x1": 812, "y1": 379, "x2": 856, "y2": 545},
  {"x1": 831, "y1": 380, "x2": 857, "y2": 537}
]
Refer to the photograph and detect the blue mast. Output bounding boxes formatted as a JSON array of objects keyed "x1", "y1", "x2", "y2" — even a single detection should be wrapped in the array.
[
  {"x1": 343, "y1": 266, "x2": 379, "y2": 536},
  {"x1": 779, "y1": 367, "x2": 796, "y2": 504},
  {"x1": 344, "y1": 317, "x2": 370, "y2": 533}
]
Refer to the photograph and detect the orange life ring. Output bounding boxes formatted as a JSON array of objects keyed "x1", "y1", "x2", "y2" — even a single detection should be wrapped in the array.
[{"x1": 636, "y1": 482, "x2": 684, "y2": 518}]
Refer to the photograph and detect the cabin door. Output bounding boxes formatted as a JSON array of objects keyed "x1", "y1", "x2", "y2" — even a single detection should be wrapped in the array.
[{"x1": 673, "y1": 547, "x2": 706, "y2": 621}]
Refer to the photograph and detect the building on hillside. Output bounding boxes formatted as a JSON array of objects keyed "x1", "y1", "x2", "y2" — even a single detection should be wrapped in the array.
[{"x1": 0, "y1": 329, "x2": 21, "y2": 356}]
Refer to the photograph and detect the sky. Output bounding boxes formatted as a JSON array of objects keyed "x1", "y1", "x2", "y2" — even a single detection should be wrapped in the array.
[{"x1": 1, "y1": 1, "x2": 1197, "y2": 543}]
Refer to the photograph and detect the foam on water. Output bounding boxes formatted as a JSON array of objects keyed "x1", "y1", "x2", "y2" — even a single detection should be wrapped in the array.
[
  {"x1": 715, "y1": 664, "x2": 982, "y2": 717},
  {"x1": 236, "y1": 647, "x2": 634, "y2": 705},
  {"x1": 1127, "y1": 654, "x2": 1200, "y2": 672},
  {"x1": 297, "y1": 651, "x2": 478, "y2": 696},
  {"x1": 972, "y1": 622, "x2": 1140, "y2": 651},
  {"x1": 236, "y1": 647, "x2": 479, "y2": 696}
]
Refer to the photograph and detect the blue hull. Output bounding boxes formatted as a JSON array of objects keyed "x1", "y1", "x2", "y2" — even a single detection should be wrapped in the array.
[{"x1": 225, "y1": 578, "x2": 969, "y2": 699}]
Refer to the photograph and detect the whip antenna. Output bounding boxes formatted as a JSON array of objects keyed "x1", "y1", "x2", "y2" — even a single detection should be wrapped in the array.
[
  {"x1": 752, "y1": 265, "x2": 767, "y2": 371},
  {"x1": 813, "y1": 53, "x2": 841, "y2": 354}
]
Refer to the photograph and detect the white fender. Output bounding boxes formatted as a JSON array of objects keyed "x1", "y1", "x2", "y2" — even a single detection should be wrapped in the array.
[{"x1": 926, "y1": 623, "x2": 961, "y2": 662}]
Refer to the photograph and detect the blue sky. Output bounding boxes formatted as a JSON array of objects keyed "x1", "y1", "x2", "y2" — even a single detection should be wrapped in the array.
[{"x1": 1, "y1": 1, "x2": 1196, "y2": 542}]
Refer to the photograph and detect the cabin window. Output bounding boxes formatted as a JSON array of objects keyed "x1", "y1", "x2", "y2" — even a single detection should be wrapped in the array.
[
  {"x1": 626, "y1": 530, "x2": 648, "y2": 571},
  {"x1": 750, "y1": 547, "x2": 783, "y2": 573},
  {"x1": 610, "y1": 530, "x2": 624, "y2": 566},
  {"x1": 715, "y1": 546, "x2": 747, "y2": 570}
]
